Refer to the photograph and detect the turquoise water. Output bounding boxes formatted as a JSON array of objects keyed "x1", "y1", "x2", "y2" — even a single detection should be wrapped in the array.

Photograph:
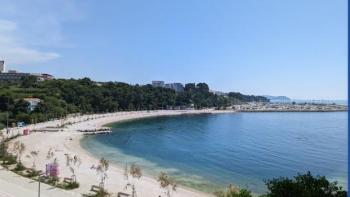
[{"x1": 81, "y1": 112, "x2": 348, "y2": 194}]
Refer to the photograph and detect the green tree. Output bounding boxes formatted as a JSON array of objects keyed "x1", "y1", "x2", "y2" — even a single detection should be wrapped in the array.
[
  {"x1": 0, "y1": 78, "x2": 270, "y2": 127},
  {"x1": 13, "y1": 99, "x2": 29, "y2": 114},
  {"x1": 0, "y1": 95, "x2": 14, "y2": 111},
  {"x1": 20, "y1": 76, "x2": 38, "y2": 88},
  {"x1": 184, "y1": 83, "x2": 196, "y2": 92},
  {"x1": 261, "y1": 171, "x2": 347, "y2": 197},
  {"x1": 158, "y1": 172, "x2": 177, "y2": 197},
  {"x1": 196, "y1": 83, "x2": 209, "y2": 93}
]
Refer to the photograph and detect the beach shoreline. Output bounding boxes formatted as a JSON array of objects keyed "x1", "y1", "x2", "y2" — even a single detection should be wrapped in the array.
[{"x1": 1, "y1": 110, "x2": 235, "y2": 197}]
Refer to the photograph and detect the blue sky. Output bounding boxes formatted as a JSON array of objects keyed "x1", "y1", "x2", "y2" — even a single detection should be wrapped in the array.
[{"x1": 0, "y1": 0, "x2": 347, "y2": 100}]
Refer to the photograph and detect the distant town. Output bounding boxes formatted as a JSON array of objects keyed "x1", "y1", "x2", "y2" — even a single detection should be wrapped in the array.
[
  {"x1": 151, "y1": 80, "x2": 184, "y2": 92},
  {"x1": 151, "y1": 80, "x2": 347, "y2": 107},
  {"x1": 0, "y1": 60, "x2": 347, "y2": 114},
  {"x1": 0, "y1": 60, "x2": 54, "y2": 81},
  {"x1": 232, "y1": 102, "x2": 347, "y2": 112}
]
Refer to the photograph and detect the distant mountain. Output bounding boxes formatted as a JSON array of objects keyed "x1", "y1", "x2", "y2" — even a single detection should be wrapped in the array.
[{"x1": 263, "y1": 95, "x2": 291, "y2": 103}]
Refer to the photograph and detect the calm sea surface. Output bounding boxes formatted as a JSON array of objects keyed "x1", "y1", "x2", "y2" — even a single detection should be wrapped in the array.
[{"x1": 81, "y1": 112, "x2": 348, "y2": 194}]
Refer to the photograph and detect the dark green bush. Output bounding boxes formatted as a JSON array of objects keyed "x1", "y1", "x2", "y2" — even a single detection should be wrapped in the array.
[
  {"x1": 25, "y1": 169, "x2": 41, "y2": 178},
  {"x1": 215, "y1": 172, "x2": 348, "y2": 197},
  {"x1": 83, "y1": 189, "x2": 111, "y2": 197},
  {"x1": 215, "y1": 188, "x2": 252, "y2": 197},
  {"x1": 45, "y1": 176, "x2": 60, "y2": 186},
  {"x1": 13, "y1": 162, "x2": 26, "y2": 171},
  {"x1": 60, "y1": 181, "x2": 80, "y2": 190},
  {"x1": 261, "y1": 171, "x2": 347, "y2": 197},
  {"x1": 0, "y1": 142, "x2": 7, "y2": 159},
  {"x1": 2, "y1": 154, "x2": 17, "y2": 165}
]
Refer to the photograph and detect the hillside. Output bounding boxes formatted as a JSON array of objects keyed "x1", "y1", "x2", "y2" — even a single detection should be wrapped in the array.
[{"x1": 0, "y1": 77, "x2": 268, "y2": 129}]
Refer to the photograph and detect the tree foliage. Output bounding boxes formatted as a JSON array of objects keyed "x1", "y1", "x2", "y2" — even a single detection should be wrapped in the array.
[
  {"x1": 215, "y1": 172, "x2": 347, "y2": 197},
  {"x1": 215, "y1": 185, "x2": 252, "y2": 197},
  {"x1": 0, "y1": 77, "x2": 268, "y2": 128},
  {"x1": 91, "y1": 158, "x2": 109, "y2": 190},
  {"x1": 158, "y1": 172, "x2": 177, "y2": 197},
  {"x1": 261, "y1": 171, "x2": 347, "y2": 197}
]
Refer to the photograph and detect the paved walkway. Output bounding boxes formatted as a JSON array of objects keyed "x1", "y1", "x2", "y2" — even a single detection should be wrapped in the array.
[{"x1": 0, "y1": 167, "x2": 79, "y2": 197}]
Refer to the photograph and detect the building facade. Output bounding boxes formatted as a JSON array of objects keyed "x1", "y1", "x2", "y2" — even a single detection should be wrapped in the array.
[
  {"x1": 0, "y1": 61, "x2": 54, "y2": 82},
  {"x1": 164, "y1": 83, "x2": 184, "y2": 92},
  {"x1": 152, "y1": 81, "x2": 165, "y2": 87},
  {"x1": 23, "y1": 98, "x2": 41, "y2": 111},
  {"x1": 0, "y1": 72, "x2": 31, "y2": 81},
  {"x1": 0, "y1": 71, "x2": 54, "y2": 82},
  {"x1": 151, "y1": 80, "x2": 184, "y2": 92},
  {"x1": 0, "y1": 61, "x2": 5, "y2": 73}
]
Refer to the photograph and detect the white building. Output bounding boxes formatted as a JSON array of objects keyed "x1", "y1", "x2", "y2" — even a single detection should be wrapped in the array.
[
  {"x1": 152, "y1": 81, "x2": 165, "y2": 87},
  {"x1": 164, "y1": 83, "x2": 184, "y2": 92},
  {"x1": 23, "y1": 98, "x2": 41, "y2": 111},
  {"x1": 0, "y1": 60, "x2": 5, "y2": 73},
  {"x1": 152, "y1": 80, "x2": 184, "y2": 92}
]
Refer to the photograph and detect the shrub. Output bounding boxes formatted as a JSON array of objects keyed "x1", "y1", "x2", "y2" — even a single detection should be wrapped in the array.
[
  {"x1": 13, "y1": 162, "x2": 26, "y2": 171},
  {"x1": 83, "y1": 189, "x2": 111, "y2": 197},
  {"x1": 2, "y1": 154, "x2": 17, "y2": 165},
  {"x1": 60, "y1": 181, "x2": 80, "y2": 190},
  {"x1": 25, "y1": 169, "x2": 41, "y2": 178},
  {"x1": 45, "y1": 176, "x2": 60, "y2": 186},
  {"x1": 214, "y1": 186, "x2": 252, "y2": 197},
  {"x1": 0, "y1": 142, "x2": 8, "y2": 158},
  {"x1": 262, "y1": 171, "x2": 347, "y2": 197}
]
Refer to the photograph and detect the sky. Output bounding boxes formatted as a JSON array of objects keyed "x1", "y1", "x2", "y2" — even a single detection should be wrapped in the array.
[{"x1": 0, "y1": 0, "x2": 347, "y2": 100}]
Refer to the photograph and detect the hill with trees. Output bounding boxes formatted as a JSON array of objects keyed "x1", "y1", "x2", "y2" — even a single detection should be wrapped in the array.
[{"x1": 0, "y1": 77, "x2": 268, "y2": 129}]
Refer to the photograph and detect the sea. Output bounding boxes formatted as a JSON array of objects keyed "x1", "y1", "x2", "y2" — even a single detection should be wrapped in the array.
[{"x1": 81, "y1": 112, "x2": 348, "y2": 195}]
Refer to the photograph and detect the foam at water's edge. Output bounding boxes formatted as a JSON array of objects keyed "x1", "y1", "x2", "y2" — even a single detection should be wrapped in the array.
[
  {"x1": 80, "y1": 112, "x2": 348, "y2": 195},
  {"x1": 80, "y1": 136, "x2": 225, "y2": 193}
]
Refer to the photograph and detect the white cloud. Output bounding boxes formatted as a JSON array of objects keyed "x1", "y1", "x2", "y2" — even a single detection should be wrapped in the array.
[
  {"x1": 0, "y1": 19, "x2": 60, "y2": 64},
  {"x1": 0, "y1": 0, "x2": 85, "y2": 65},
  {"x1": 0, "y1": 20, "x2": 17, "y2": 31}
]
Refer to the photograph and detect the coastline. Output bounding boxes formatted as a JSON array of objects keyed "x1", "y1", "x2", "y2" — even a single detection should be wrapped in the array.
[{"x1": 1, "y1": 110, "x2": 234, "y2": 197}]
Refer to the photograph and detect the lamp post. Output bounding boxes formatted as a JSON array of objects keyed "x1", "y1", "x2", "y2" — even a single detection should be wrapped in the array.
[
  {"x1": 38, "y1": 172, "x2": 45, "y2": 197},
  {"x1": 38, "y1": 178, "x2": 41, "y2": 197}
]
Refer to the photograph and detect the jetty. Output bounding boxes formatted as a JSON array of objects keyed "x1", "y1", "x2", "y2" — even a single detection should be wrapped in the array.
[{"x1": 78, "y1": 127, "x2": 112, "y2": 135}]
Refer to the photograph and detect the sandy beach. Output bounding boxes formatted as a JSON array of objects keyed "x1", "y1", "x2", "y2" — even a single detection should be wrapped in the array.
[{"x1": 0, "y1": 110, "x2": 234, "y2": 197}]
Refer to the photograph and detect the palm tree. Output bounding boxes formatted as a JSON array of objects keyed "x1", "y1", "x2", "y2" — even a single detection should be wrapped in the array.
[
  {"x1": 46, "y1": 148, "x2": 55, "y2": 162},
  {"x1": 157, "y1": 172, "x2": 177, "y2": 197},
  {"x1": 72, "y1": 155, "x2": 81, "y2": 182},
  {"x1": 13, "y1": 141, "x2": 26, "y2": 163},
  {"x1": 30, "y1": 150, "x2": 39, "y2": 169},
  {"x1": 123, "y1": 163, "x2": 129, "y2": 181},
  {"x1": 65, "y1": 154, "x2": 81, "y2": 182},
  {"x1": 124, "y1": 163, "x2": 142, "y2": 197},
  {"x1": 19, "y1": 143, "x2": 25, "y2": 162},
  {"x1": 91, "y1": 158, "x2": 109, "y2": 190}
]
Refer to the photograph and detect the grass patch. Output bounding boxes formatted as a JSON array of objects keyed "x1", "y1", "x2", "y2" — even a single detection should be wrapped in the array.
[
  {"x1": 24, "y1": 169, "x2": 41, "y2": 178},
  {"x1": 3, "y1": 134, "x2": 21, "y2": 142},
  {"x1": 0, "y1": 134, "x2": 81, "y2": 192},
  {"x1": 13, "y1": 162, "x2": 26, "y2": 172},
  {"x1": 45, "y1": 176, "x2": 60, "y2": 186},
  {"x1": 58, "y1": 181, "x2": 80, "y2": 190},
  {"x1": 1, "y1": 154, "x2": 17, "y2": 165},
  {"x1": 83, "y1": 189, "x2": 111, "y2": 197}
]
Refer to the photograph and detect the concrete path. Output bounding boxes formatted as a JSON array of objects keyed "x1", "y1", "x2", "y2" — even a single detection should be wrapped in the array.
[{"x1": 0, "y1": 167, "x2": 78, "y2": 197}]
